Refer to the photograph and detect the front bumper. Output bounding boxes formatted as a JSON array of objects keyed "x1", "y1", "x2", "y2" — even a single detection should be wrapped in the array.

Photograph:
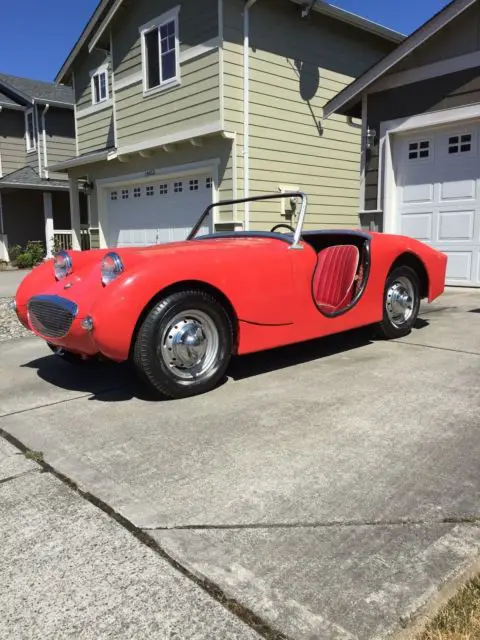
[{"x1": 20, "y1": 294, "x2": 99, "y2": 357}]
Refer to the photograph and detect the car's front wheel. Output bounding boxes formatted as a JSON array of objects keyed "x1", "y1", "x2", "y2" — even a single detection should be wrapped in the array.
[
  {"x1": 133, "y1": 290, "x2": 233, "y2": 399},
  {"x1": 378, "y1": 266, "x2": 421, "y2": 339}
]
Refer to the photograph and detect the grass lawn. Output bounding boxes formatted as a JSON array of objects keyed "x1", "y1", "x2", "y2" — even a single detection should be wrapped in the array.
[{"x1": 418, "y1": 576, "x2": 480, "y2": 639}]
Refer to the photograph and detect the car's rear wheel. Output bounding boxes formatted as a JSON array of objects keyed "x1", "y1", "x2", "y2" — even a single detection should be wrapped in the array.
[
  {"x1": 133, "y1": 290, "x2": 233, "y2": 399},
  {"x1": 377, "y1": 266, "x2": 421, "y2": 339}
]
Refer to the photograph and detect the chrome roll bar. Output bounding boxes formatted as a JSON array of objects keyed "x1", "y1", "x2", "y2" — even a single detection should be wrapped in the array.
[{"x1": 187, "y1": 191, "x2": 308, "y2": 248}]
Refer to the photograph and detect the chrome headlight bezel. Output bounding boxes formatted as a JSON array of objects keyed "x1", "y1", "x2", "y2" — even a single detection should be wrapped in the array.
[
  {"x1": 54, "y1": 250, "x2": 73, "y2": 281},
  {"x1": 101, "y1": 252, "x2": 124, "y2": 286}
]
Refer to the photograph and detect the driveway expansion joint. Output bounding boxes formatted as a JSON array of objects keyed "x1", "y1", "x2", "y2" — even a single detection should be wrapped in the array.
[{"x1": 0, "y1": 426, "x2": 291, "y2": 640}]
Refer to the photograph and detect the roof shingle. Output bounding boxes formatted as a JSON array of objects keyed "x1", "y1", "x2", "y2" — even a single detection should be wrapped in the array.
[
  {"x1": 0, "y1": 166, "x2": 69, "y2": 189},
  {"x1": 0, "y1": 73, "x2": 73, "y2": 106}
]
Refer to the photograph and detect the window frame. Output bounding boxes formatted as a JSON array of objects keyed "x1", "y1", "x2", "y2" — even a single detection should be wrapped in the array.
[
  {"x1": 140, "y1": 6, "x2": 181, "y2": 96},
  {"x1": 447, "y1": 132, "x2": 474, "y2": 157},
  {"x1": 407, "y1": 138, "x2": 432, "y2": 163},
  {"x1": 90, "y1": 65, "x2": 110, "y2": 105},
  {"x1": 25, "y1": 108, "x2": 36, "y2": 153}
]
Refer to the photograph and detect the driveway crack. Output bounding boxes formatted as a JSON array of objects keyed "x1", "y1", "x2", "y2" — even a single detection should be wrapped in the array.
[
  {"x1": 144, "y1": 516, "x2": 480, "y2": 531},
  {"x1": 0, "y1": 426, "x2": 290, "y2": 640},
  {"x1": 393, "y1": 340, "x2": 480, "y2": 357},
  {"x1": 0, "y1": 468, "x2": 40, "y2": 486}
]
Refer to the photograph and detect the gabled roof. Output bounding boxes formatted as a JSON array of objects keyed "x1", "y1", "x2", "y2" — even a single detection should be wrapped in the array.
[
  {"x1": 323, "y1": 0, "x2": 477, "y2": 118},
  {"x1": 0, "y1": 166, "x2": 69, "y2": 190},
  {"x1": 55, "y1": 0, "x2": 404, "y2": 85},
  {"x1": 0, "y1": 89, "x2": 22, "y2": 110},
  {"x1": 0, "y1": 73, "x2": 73, "y2": 107}
]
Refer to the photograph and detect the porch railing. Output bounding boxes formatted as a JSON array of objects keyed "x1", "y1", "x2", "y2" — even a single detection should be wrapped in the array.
[{"x1": 54, "y1": 227, "x2": 91, "y2": 252}]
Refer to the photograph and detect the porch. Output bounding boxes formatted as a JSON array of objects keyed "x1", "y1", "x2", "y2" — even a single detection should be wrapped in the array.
[{"x1": 0, "y1": 167, "x2": 88, "y2": 262}]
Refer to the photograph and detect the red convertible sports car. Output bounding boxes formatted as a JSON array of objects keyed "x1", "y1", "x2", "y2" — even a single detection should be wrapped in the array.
[{"x1": 13, "y1": 193, "x2": 447, "y2": 399}]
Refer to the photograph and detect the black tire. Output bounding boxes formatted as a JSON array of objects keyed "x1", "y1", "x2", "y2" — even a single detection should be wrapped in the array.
[
  {"x1": 377, "y1": 266, "x2": 421, "y2": 339},
  {"x1": 133, "y1": 290, "x2": 233, "y2": 399},
  {"x1": 47, "y1": 343, "x2": 91, "y2": 365}
]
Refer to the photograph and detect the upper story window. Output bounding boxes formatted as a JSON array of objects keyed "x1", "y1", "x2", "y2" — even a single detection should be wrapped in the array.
[
  {"x1": 91, "y1": 66, "x2": 109, "y2": 105},
  {"x1": 141, "y1": 7, "x2": 180, "y2": 94},
  {"x1": 25, "y1": 109, "x2": 36, "y2": 152}
]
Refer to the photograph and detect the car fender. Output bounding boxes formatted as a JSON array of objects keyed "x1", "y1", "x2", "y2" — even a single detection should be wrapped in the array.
[{"x1": 91, "y1": 245, "x2": 295, "y2": 361}]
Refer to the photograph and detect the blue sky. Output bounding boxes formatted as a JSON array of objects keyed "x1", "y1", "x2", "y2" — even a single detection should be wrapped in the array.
[{"x1": 0, "y1": 0, "x2": 451, "y2": 82}]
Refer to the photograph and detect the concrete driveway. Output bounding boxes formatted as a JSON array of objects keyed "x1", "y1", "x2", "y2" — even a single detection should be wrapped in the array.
[
  {"x1": 1, "y1": 288, "x2": 480, "y2": 639},
  {"x1": 0, "y1": 269, "x2": 30, "y2": 298}
]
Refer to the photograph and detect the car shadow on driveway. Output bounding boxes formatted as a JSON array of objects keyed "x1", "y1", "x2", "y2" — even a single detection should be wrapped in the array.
[{"x1": 21, "y1": 320, "x2": 429, "y2": 403}]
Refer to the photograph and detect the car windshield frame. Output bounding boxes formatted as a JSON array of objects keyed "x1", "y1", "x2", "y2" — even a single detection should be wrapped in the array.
[{"x1": 187, "y1": 192, "x2": 308, "y2": 248}]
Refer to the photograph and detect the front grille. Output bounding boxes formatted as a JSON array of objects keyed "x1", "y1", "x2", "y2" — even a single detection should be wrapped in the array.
[{"x1": 27, "y1": 295, "x2": 78, "y2": 339}]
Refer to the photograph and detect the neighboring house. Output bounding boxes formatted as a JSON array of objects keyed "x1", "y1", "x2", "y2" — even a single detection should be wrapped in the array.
[
  {"x1": 0, "y1": 73, "x2": 88, "y2": 262},
  {"x1": 324, "y1": 0, "x2": 480, "y2": 287},
  {"x1": 48, "y1": 0, "x2": 402, "y2": 251}
]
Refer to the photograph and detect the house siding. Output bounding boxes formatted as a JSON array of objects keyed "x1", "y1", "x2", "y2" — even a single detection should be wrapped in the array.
[
  {"x1": 391, "y1": 2, "x2": 480, "y2": 74},
  {"x1": 74, "y1": 49, "x2": 115, "y2": 154},
  {"x1": 365, "y1": 67, "x2": 480, "y2": 212},
  {"x1": 111, "y1": 0, "x2": 220, "y2": 149},
  {"x1": 223, "y1": 0, "x2": 395, "y2": 229},
  {"x1": 0, "y1": 109, "x2": 25, "y2": 176},
  {"x1": 45, "y1": 108, "x2": 76, "y2": 179}
]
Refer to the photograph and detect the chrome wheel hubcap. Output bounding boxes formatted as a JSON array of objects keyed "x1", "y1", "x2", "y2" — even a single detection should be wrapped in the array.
[
  {"x1": 386, "y1": 276, "x2": 415, "y2": 328},
  {"x1": 159, "y1": 310, "x2": 219, "y2": 380}
]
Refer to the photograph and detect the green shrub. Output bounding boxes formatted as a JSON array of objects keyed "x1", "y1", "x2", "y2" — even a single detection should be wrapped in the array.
[
  {"x1": 8, "y1": 244, "x2": 22, "y2": 263},
  {"x1": 13, "y1": 241, "x2": 45, "y2": 269}
]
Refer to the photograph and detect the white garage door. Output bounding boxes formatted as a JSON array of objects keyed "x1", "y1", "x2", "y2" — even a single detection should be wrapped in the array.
[
  {"x1": 107, "y1": 173, "x2": 213, "y2": 248},
  {"x1": 395, "y1": 124, "x2": 480, "y2": 286}
]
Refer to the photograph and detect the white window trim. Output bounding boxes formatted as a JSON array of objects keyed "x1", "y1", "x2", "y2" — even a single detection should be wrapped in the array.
[
  {"x1": 378, "y1": 103, "x2": 480, "y2": 235},
  {"x1": 25, "y1": 108, "x2": 36, "y2": 153},
  {"x1": 90, "y1": 64, "x2": 110, "y2": 105},
  {"x1": 140, "y1": 5, "x2": 181, "y2": 97}
]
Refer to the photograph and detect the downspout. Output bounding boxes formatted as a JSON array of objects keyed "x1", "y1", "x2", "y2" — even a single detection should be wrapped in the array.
[
  {"x1": 0, "y1": 106, "x2": 3, "y2": 178},
  {"x1": 243, "y1": 0, "x2": 258, "y2": 230},
  {"x1": 33, "y1": 100, "x2": 42, "y2": 176},
  {"x1": 42, "y1": 104, "x2": 50, "y2": 179}
]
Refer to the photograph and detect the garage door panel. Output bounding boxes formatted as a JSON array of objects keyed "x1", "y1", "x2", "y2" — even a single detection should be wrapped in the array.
[
  {"x1": 439, "y1": 179, "x2": 476, "y2": 201},
  {"x1": 401, "y1": 212, "x2": 433, "y2": 242},
  {"x1": 443, "y1": 251, "x2": 473, "y2": 282},
  {"x1": 438, "y1": 210, "x2": 475, "y2": 242},
  {"x1": 401, "y1": 183, "x2": 434, "y2": 204}
]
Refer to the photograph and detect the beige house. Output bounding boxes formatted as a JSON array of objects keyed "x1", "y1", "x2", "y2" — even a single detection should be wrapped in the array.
[{"x1": 49, "y1": 0, "x2": 402, "y2": 250}]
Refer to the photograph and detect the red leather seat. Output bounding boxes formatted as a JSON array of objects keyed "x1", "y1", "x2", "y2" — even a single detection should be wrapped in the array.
[{"x1": 313, "y1": 245, "x2": 360, "y2": 314}]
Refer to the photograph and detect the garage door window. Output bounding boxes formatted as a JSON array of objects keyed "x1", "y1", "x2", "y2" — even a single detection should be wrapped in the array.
[
  {"x1": 206, "y1": 177, "x2": 212, "y2": 189},
  {"x1": 134, "y1": 187, "x2": 142, "y2": 198},
  {"x1": 174, "y1": 182, "x2": 183, "y2": 193},
  {"x1": 159, "y1": 184, "x2": 168, "y2": 195},
  {"x1": 122, "y1": 189, "x2": 129, "y2": 200},
  {"x1": 189, "y1": 179, "x2": 199, "y2": 191},
  {"x1": 408, "y1": 140, "x2": 430, "y2": 161},
  {"x1": 448, "y1": 134, "x2": 472, "y2": 155},
  {"x1": 110, "y1": 191, "x2": 118, "y2": 201}
]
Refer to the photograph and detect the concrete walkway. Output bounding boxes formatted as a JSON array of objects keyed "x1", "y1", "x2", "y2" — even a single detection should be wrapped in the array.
[{"x1": 1, "y1": 288, "x2": 480, "y2": 639}]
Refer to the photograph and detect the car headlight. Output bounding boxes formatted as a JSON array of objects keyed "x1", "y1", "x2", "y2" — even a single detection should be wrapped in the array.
[
  {"x1": 54, "y1": 250, "x2": 73, "y2": 280},
  {"x1": 101, "y1": 252, "x2": 124, "y2": 286}
]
